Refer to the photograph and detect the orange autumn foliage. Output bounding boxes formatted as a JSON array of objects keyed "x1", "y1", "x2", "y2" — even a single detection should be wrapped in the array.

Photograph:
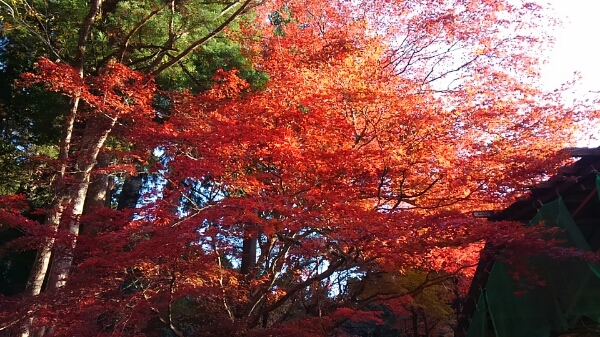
[{"x1": 1, "y1": 0, "x2": 595, "y2": 336}]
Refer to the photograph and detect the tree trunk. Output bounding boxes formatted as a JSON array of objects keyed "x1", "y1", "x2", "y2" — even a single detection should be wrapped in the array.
[
  {"x1": 46, "y1": 174, "x2": 90, "y2": 289},
  {"x1": 22, "y1": 0, "x2": 103, "y2": 297},
  {"x1": 83, "y1": 151, "x2": 113, "y2": 214},
  {"x1": 240, "y1": 234, "x2": 257, "y2": 275},
  {"x1": 20, "y1": 117, "x2": 114, "y2": 337},
  {"x1": 47, "y1": 116, "x2": 117, "y2": 290},
  {"x1": 23, "y1": 93, "x2": 80, "y2": 298},
  {"x1": 19, "y1": 96, "x2": 79, "y2": 337},
  {"x1": 80, "y1": 151, "x2": 113, "y2": 237},
  {"x1": 117, "y1": 173, "x2": 146, "y2": 210},
  {"x1": 411, "y1": 306, "x2": 420, "y2": 337}
]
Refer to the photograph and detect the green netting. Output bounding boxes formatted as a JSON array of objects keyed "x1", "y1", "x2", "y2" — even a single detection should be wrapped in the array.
[
  {"x1": 468, "y1": 290, "x2": 490, "y2": 337},
  {"x1": 597, "y1": 175, "x2": 600, "y2": 201},
  {"x1": 467, "y1": 180, "x2": 600, "y2": 337},
  {"x1": 484, "y1": 261, "x2": 557, "y2": 337}
]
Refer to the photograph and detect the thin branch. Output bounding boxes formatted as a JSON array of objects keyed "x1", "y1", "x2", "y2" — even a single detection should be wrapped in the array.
[
  {"x1": 0, "y1": 0, "x2": 63, "y2": 61},
  {"x1": 358, "y1": 264, "x2": 478, "y2": 305},
  {"x1": 167, "y1": 273, "x2": 185, "y2": 337},
  {"x1": 169, "y1": 204, "x2": 214, "y2": 228},
  {"x1": 0, "y1": 316, "x2": 21, "y2": 331},
  {"x1": 390, "y1": 176, "x2": 442, "y2": 210},
  {"x1": 117, "y1": 3, "x2": 169, "y2": 63},
  {"x1": 150, "y1": 0, "x2": 255, "y2": 76},
  {"x1": 219, "y1": 0, "x2": 240, "y2": 17},
  {"x1": 215, "y1": 245, "x2": 235, "y2": 321},
  {"x1": 249, "y1": 257, "x2": 347, "y2": 328}
]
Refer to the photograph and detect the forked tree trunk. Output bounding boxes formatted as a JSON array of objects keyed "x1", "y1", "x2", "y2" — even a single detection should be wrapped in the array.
[
  {"x1": 20, "y1": 95, "x2": 80, "y2": 337},
  {"x1": 23, "y1": 91, "x2": 80, "y2": 298},
  {"x1": 47, "y1": 117, "x2": 117, "y2": 290},
  {"x1": 22, "y1": 0, "x2": 103, "y2": 300},
  {"x1": 20, "y1": 117, "x2": 113, "y2": 336},
  {"x1": 21, "y1": 120, "x2": 116, "y2": 337}
]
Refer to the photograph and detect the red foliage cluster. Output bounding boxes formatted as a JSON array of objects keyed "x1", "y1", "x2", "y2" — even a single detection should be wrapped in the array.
[{"x1": 1, "y1": 0, "x2": 595, "y2": 336}]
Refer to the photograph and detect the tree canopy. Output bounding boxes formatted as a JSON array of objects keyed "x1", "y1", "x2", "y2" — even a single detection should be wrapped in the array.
[{"x1": 0, "y1": 0, "x2": 596, "y2": 336}]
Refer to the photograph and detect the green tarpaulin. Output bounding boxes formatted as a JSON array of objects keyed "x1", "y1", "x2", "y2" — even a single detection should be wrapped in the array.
[{"x1": 466, "y1": 176, "x2": 600, "y2": 337}]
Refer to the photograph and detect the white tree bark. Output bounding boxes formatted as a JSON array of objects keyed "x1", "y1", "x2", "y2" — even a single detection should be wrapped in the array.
[
  {"x1": 47, "y1": 117, "x2": 117, "y2": 290},
  {"x1": 20, "y1": 2, "x2": 104, "y2": 335}
]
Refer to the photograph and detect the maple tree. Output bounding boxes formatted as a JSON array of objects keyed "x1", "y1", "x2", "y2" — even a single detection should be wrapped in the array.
[{"x1": 0, "y1": 0, "x2": 596, "y2": 336}]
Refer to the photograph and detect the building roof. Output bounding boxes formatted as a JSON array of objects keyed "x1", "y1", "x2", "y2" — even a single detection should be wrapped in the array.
[
  {"x1": 491, "y1": 147, "x2": 600, "y2": 225},
  {"x1": 458, "y1": 147, "x2": 600, "y2": 337}
]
